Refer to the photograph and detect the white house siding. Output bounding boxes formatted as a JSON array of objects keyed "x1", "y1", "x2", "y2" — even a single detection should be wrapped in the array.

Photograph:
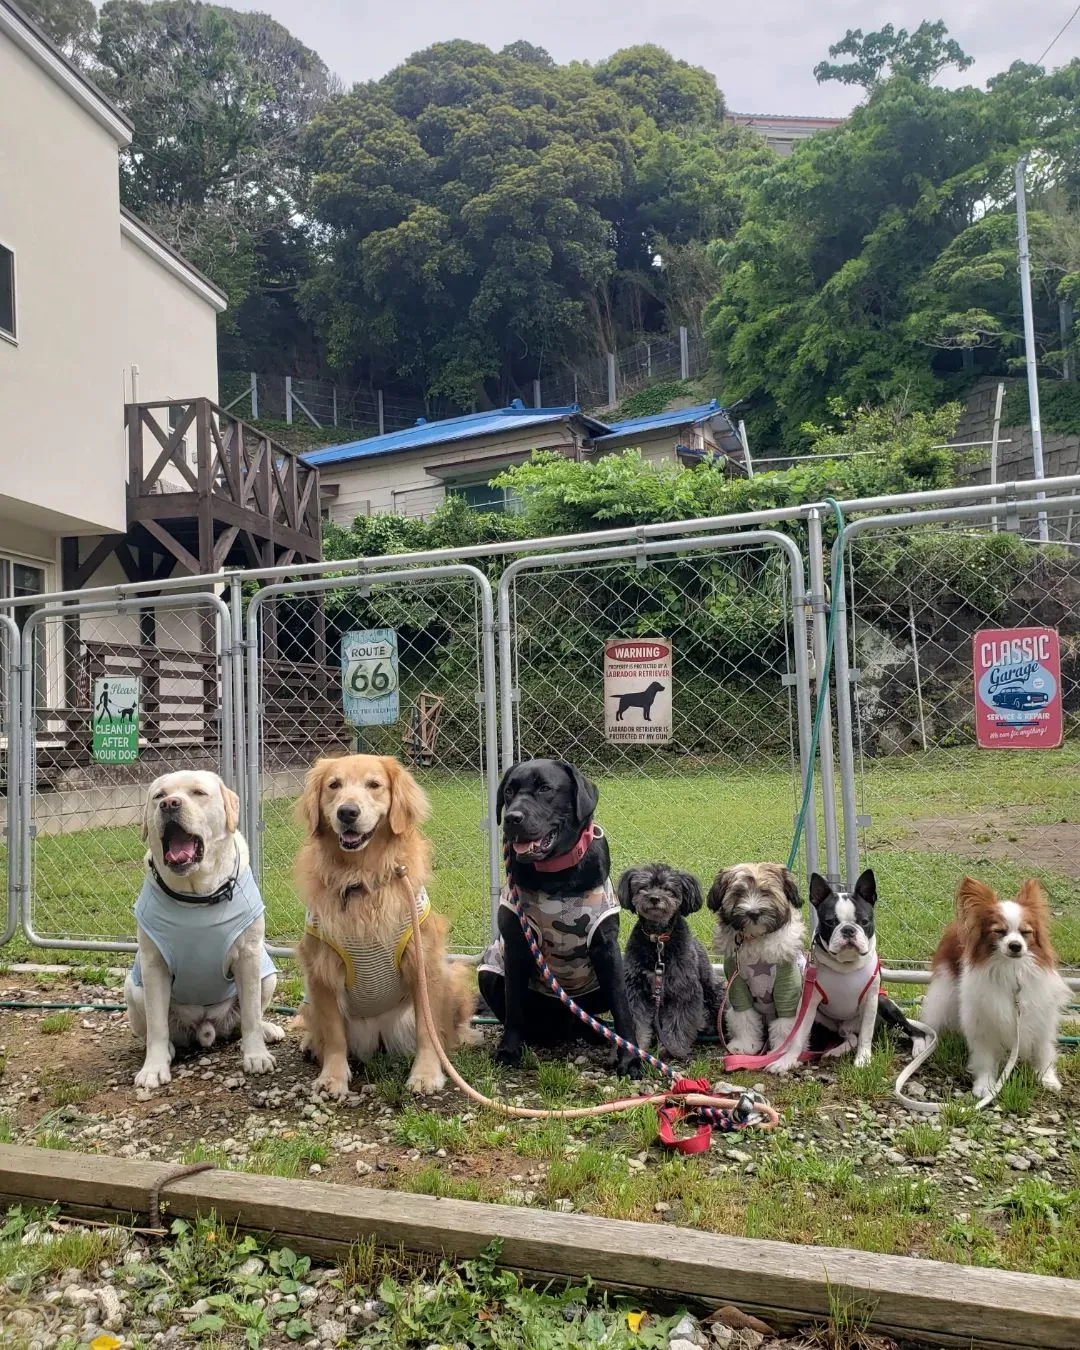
[
  {"x1": 0, "y1": 27, "x2": 128, "y2": 540},
  {"x1": 321, "y1": 424, "x2": 582, "y2": 526}
]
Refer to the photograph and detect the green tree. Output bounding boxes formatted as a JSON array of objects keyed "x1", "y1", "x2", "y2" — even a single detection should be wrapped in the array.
[
  {"x1": 814, "y1": 20, "x2": 973, "y2": 89},
  {"x1": 18, "y1": 0, "x2": 96, "y2": 64},
  {"x1": 706, "y1": 49, "x2": 1080, "y2": 446},
  {"x1": 94, "y1": 1, "x2": 335, "y2": 352},
  {"x1": 302, "y1": 40, "x2": 755, "y2": 405}
]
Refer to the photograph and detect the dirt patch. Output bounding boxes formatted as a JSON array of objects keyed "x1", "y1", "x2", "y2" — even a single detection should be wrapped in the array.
[{"x1": 889, "y1": 809, "x2": 1080, "y2": 870}]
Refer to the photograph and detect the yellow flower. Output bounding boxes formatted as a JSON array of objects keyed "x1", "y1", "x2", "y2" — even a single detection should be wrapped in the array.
[
  {"x1": 626, "y1": 1311, "x2": 647, "y2": 1333},
  {"x1": 90, "y1": 1336, "x2": 122, "y2": 1350}
]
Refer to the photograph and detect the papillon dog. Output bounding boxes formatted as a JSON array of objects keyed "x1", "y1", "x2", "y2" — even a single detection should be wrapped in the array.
[{"x1": 921, "y1": 876, "x2": 1070, "y2": 1099}]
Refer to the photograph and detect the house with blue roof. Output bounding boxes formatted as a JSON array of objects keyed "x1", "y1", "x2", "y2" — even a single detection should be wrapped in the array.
[{"x1": 307, "y1": 397, "x2": 744, "y2": 524}]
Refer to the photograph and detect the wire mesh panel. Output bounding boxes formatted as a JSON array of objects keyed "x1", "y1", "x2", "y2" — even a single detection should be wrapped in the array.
[
  {"x1": 505, "y1": 539, "x2": 810, "y2": 947},
  {"x1": 840, "y1": 503, "x2": 1080, "y2": 971},
  {"x1": 250, "y1": 571, "x2": 495, "y2": 954},
  {"x1": 22, "y1": 596, "x2": 231, "y2": 949}
]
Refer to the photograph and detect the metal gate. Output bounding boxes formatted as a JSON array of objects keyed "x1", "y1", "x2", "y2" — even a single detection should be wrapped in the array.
[
  {"x1": 17, "y1": 593, "x2": 234, "y2": 951},
  {"x1": 1, "y1": 613, "x2": 19, "y2": 949},
  {"x1": 245, "y1": 565, "x2": 500, "y2": 956},
  {"x1": 832, "y1": 492, "x2": 1080, "y2": 977},
  {"x1": 497, "y1": 530, "x2": 819, "y2": 916}
]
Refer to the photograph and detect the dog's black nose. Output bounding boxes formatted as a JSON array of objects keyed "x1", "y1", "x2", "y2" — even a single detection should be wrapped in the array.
[
  {"x1": 337, "y1": 804, "x2": 360, "y2": 825},
  {"x1": 840, "y1": 924, "x2": 859, "y2": 939},
  {"x1": 503, "y1": 809, "x2": 524, "y2": 826},
  {"x1": 1007, "y1": 938, "x2": 1024, "y2": 955}
]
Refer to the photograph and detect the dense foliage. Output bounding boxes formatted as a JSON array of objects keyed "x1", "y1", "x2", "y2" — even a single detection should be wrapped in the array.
[{"x1": 21, "y1": 2, "x2": 1080, "y2": 445}]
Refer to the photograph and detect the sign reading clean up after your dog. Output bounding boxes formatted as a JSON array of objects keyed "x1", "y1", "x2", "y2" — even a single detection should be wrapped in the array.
[
  {"x1": 341, "y1": 629, "x2": 399, "y2": 727},
  {"x1": 973, "y1": 626, "x2": 1062, "y2": 750},
  {"x1": 604, "y1": 638, "x2": 672, "y2": 744},
  {"x1": 91, "y1": 676, "x2": 140, "y2": 764}
]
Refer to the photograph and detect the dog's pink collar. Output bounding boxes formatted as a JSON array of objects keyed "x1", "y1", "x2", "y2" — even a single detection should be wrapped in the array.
[{"x1": 532, "y1": 823, "x2": 599, "y2": 873}]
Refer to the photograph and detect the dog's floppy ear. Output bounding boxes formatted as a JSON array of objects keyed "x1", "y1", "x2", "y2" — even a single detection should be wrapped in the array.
[
  {"x1": 678, "y1": 871, "x2": 704, "y2": 916},
  {"x1": 384, "y1": 757, "x2": 431, "y2": 836},
  {"x1": 956, "y1": 875, "x2": 996, "y2": 916},
  {"x1": 495, "y1": 764, "x2": 516, "y2": 826},
  {"x1": 221, "y1": 783, "x2": 241, "y2": 835},
  {"x1": 141, "y1": 781, "x2": 159, "y2": 843},
  {"x1": 782, "y1": 867, "x2": 804, "y2": 909},
  {"x1": 854, "y1": 869, "x2": 877, "y2": 906},
  {"x1": 296, "y1": 758, "x2": 329, "y2": 836},
  {"x1": 616, "y1": 868, "x2": 639, "y2": 911},
  {"x1": 557, "y1": 761, "x2": 598, "y2": 825},
  {"x1": 706, "y1": 869, "x2": 731, "y2": 912},
  {"x1": 808, "y1": 873, "x2": 830, "y2": 909}
]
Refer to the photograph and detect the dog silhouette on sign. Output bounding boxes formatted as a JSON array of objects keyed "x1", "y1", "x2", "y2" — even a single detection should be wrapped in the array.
[{"x1": 611, "y1": 681, "x2": 666, "y2": 722}]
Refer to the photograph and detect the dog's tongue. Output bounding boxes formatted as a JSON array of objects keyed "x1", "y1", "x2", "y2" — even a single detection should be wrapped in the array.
[
  {"x1": 165, "y1": 835, "x2": 198, "y2": 866},
  {"x1": 512, "y1": 839, "x2": 541, "y2": 856}
]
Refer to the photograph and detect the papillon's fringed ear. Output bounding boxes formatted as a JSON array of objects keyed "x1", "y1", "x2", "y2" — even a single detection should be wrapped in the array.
[
  {"x1": 616, "y1": 869, "x2": 639, "y2": 911},
  {"x1": 678, "y1": 871, "x2": 704, "y2": 915},
  {"x1": 956, "y1": 875, "x2": 996, "y2": 915},
  {"x1": 1017, "y1": 877, "x2": 1049, "y2": 915},
  {"x1": 783, "y1": 868, "x2": 804, "y2": 908},
  {"x1": 854, "y1": 869, "x2": 878, "y2": 906},
  {"x1": 706, "y1": 869, "x2": 731, "y2": 912}
]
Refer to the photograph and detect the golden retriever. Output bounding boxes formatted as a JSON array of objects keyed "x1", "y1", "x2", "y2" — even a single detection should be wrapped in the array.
[{"x1": 294, "y1": 754, "x2": 476, "y2": 1097}]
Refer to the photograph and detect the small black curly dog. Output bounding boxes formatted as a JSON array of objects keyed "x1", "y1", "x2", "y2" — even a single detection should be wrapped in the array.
[{"x1": 618, "y1": 863, "x2": 721, "y2": 1061}]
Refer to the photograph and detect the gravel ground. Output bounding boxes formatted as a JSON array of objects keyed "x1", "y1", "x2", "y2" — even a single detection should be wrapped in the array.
[{"x1": 0, "y1": 965, "x2": 1078, "y2": 1340}]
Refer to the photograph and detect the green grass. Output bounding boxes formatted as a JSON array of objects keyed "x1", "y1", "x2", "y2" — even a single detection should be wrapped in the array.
[
  {"x1": 38, "y1": 1012, "x2": 74, "y2": 1035},
  {"x1": 996, "y1": 1065, "x2": 1042, "y2": 1115},
  {"x1": 896, "y1": 1121, "x2": 947, "y2": 1158},
  {"x1": 19, "y1": 744, "x2": 1080, "y2": 964}
]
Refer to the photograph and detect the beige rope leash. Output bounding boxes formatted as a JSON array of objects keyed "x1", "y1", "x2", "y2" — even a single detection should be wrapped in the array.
[{"x1": 397, "y1": 864, "x2": 779, "y2": 1129}]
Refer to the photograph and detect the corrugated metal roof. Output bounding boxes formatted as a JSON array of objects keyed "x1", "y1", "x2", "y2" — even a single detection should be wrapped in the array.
[
  {"x1": 593, "y1": 400, "x2": 743, "y2": 455},
  {"x1": 303, "y1": 401, "x2": 608, "y2": 467}
]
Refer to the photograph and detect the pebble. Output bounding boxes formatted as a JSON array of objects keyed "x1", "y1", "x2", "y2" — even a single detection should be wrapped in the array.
[
  {"x1": 95, "y1": 1285, "x2": 125, "y2": 1331},
  {"x1": 553, "y1": 1199, "x2": 574, "y2": 1213},
  {"x1": 883, "y1": 1150, "x2": 906, "y2": 1165},
  {"x1": 710, "y1": 1327, "x2": 734, "y2": 1347},
  {"x1": 1006, "y1": 1153, "x2": 1032, "y2": 1171},
  {"x1": 316, "y1": 1318, "x2": 348, "y2": 1343},
  {"x1": 670, "y1": 1314, "x2": 706, "y2": 1346},
  {"x1": 355, "y1": 1160, "x2": 374, "y2": 1177}
]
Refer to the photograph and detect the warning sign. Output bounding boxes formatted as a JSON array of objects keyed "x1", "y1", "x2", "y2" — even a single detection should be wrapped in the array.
[
  {"x1": 974, "y1": 627, "x2": 1062, "y2": 750},
  {"x1": 341, "y1": 629, "x2": 399, "y2": 727},
  {"x1": 91, "y1": 676, "x2": 140, "y2": 764},
  {"x1": 604, "y1": 638, "x2": 672, "y2": 744}
]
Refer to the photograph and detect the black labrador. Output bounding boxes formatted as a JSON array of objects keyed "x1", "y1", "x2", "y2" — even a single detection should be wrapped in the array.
[{"x1": 479, "y1": 758, "x2": 639, "y2": 1076}]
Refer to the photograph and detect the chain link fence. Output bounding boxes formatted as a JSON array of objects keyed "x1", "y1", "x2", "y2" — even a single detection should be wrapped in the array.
[
  {"x1": 246, "y1": 568, "x2": 497, "y2": 954},
  {"x1": 500, "y1": 532, "x2": 816, "y2": 952},
  {"x1": 19, "y1": 594, "x2": 232, "y2": 950},
  {"x1": 835, "y1": 498, "x2": 1080, "y2": 971}
]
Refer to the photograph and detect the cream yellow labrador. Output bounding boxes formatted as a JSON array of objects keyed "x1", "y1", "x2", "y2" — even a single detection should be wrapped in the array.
[{"x1": 124, "y1": 770, "x2": 282, "y2": 1088}]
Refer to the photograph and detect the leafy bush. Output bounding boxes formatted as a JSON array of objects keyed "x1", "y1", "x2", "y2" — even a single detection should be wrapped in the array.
[
  {"x1": 611, "y1": 380, "x2": 696, "y2": 421},
  {"x1": 1002, "y1": 380, "x2": 1080, "y2": 437}
]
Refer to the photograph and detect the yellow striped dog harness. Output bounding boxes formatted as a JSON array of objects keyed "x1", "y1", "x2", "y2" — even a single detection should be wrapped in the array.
[{"x1": 305, "y1": 887, "x2": 431, "y2": 1018}]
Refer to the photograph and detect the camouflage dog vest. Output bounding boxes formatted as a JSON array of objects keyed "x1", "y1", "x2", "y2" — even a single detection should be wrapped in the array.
[{"x1": 479, "y1": 879, "x2": 620, "y2": 998}]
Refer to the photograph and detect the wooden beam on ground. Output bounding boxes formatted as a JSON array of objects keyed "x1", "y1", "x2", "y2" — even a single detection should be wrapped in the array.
[{"x1": 0, "y1": 1145, "x2": 1077, "y2": 1349}]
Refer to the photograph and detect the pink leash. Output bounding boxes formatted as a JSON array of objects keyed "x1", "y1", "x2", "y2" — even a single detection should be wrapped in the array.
[{"x1": 719, "y1": 965, "x2": 825, "y2": 1072}]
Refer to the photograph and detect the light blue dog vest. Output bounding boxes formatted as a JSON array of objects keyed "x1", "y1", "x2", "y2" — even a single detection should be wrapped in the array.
[{"x1": 131, "y1": 865, "x2": 276, "y2": 1007}]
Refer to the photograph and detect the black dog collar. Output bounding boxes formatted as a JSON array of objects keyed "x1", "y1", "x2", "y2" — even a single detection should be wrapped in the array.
[{"x1": 150, "y1": 839, "x2": 240, "y2": 907}]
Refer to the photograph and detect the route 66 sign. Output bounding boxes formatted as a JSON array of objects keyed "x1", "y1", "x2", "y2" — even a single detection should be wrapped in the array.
[{"x1": 341, "y1": 629, "x2": 399, "y2": 727}]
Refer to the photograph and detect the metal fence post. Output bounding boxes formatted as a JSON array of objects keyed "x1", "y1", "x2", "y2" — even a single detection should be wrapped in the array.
[
  {"x1": 606, "y1": 354, "x2": 616, "y2": 409},
  {"x1": 807, "y1": 508, "x2": 842, "y2": 884},
  {"x1": 679, "y1": 326, "x2": 689, "y2": 381},
  {"x1": 250, "y1": 371, "x2": 259, "y2": 420},
  {"x1": 1, "y1": 614, "x2": 20, "y2": 947},
  {"x1": 377, "y1": 389, "x2": 385, "y2": 436},
  {"x1": 285, "y1": 375, "x2": 293, "y2": 426},
  {"x1": 831, "y1": 537, "x2": 861, "y2": 891}
]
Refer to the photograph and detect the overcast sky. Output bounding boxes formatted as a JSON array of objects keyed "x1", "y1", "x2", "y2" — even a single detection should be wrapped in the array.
[{"x1": 233, "y1": 0, "x2": 1080, "y2": 117}]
